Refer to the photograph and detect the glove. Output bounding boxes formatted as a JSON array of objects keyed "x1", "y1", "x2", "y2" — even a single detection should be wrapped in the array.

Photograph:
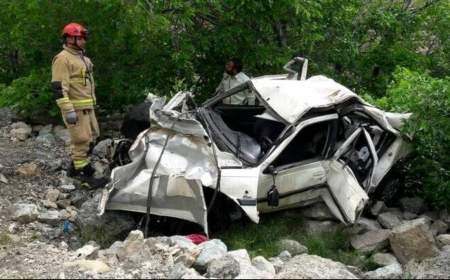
[{"x1": 65, "y1": 111, "x2": 78, "y2": 125}]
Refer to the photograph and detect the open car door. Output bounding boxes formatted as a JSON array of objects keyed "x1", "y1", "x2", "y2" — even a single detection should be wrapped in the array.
[{"x1": 325, "y1": 127, "x2": 372, "y2": 224}]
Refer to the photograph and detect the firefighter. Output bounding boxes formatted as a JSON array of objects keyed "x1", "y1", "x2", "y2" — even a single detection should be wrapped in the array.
[{"x1": 51, "y1": 22, "x2": 104, "y2": 187}]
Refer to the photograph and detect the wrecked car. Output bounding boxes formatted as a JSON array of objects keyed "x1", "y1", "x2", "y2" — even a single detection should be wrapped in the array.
[{"x1": 98, "y1": 58, "x2": 411, "y2": 235}]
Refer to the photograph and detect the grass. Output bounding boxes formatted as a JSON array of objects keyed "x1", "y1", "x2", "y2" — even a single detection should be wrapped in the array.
[
  {"x1": 0, "y1": 232, "x2": 12, "y2": 247},
  {"x1": 76, "y1": 225, "x2": 118, "y2": 249},
  {"x1": 214, "y1": 212, "x2": 380, "y2": 271}
]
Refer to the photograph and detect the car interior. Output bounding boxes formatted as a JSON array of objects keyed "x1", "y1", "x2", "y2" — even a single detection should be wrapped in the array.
[{"x1": 199, "y1": 88, "x2": 286, "y2": 165}]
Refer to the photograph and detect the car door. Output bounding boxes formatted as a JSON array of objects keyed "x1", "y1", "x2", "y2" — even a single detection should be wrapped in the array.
[
  {"x1": 257, "y1": 114, "x2": 338, "y2": 213},
  {"x1": 325, "y1": 126, "x2": 376, "y2": 224}
]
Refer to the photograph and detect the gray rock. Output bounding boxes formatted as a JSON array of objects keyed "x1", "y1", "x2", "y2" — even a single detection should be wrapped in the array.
[
  {"x1": 206, "y1": 255, "x2": 240, "y2": 279},
  {"x1": 194, "y1": 239, "x2": 227, "y2": 270},
  {"x1": 170, "y1": 235, "x2": 196, "y2": 250},
  {"x1": 46, "y1": 189, "x2": 61, "y2": 203},
  {"x1": 229, "y1": 249, "x2": 274, "y2": 279},
  {"x1": 372, "y1": 253, "x2": 399, "y2": 266},
  {"x1": 38, "y1": 124, "x2": 53, "y2": 135},
  {"x1": 268, "y1": 257, "x2": 284, "y2": 273},
  {"x1": 364, "y1": 263, "x2": 403, "y2": 279},
  {"x1": 252, "y1": 256, "x2": 276, "y2": 274},
  {"x1": 169, "y1": 263, "x2": 202, "y2": 279},
  {"x1": 42, "y1": 200, "x2": 58, "y2": 209},
  {"x1": 181, "y1": 268, "x2": 206, "y2": 279},
  {"x1": 403, "y1": 212, "x2": 418, "y2": 220},
  {"x1": 378, "y1": 212, "x2": 402, "y2": 229},
  {"x1": 403, "y1": 250, "x2": 450, "y2": 279},
  {"x1": 92, "y1": 139, "x2": 114, "y2": 159},
  {"x1": 278, "y1": 250, "x2": 292, "y2": 262},
  {"x1": 277, "y1": 239, "x2": 308, "y2": 256},
  {"x1": 399, "y1": 197, "x2": 426, "y2": 214},
  {"x1": 349, "y1": 217, "x2": 382, "y2": 234},
  {"x1": 56, "y1": 199, "x2": 71, "y2": 209},
  {"x1": 76, "y1": 193, "x2": 136, "y2": 239},
  {"x1": 0, "y1": 173, "x2": 8, "y2": 184},
  {"x1": 76, "y1": 242, "x2": 100, "y2": 259},
  {"x1": 303, "y1": 220, "x2": 342, "y2": 235},
  {"x1": 389, "y1": 218, "x2": 439, "y2": 264},
  {"x1": 276, "y1": 254, "x2": 358, "y2": 279},
  {"x1": 430, "y1": 220, "x2": 448, "y2": 236},
  {"x1": 300, "y1": 202, "x2": 336, "y2": 221},
  {"x1": 174, "y1": 251, "x2": 199, "y2": 268},
  {"x1": 53, "y1": 126, "x2": 71, "y2": 145},
  {"x1": 370, "y1": 201, "x2": 387, "y2": 216},
  {"x1": 38, "y1": 210, "x2": 61, "y2": 226},
  {"x1": 36, "y1": 133, "x2": 56, "y2": 146},
  {"x1": 437, "y1": 234, "x2": 450, "y2": 246},
  {"x1": 10, "y1": 122, "x2": 32, "y2": 140},
  {"x1": 350, "y1": 229, "x2": 391, "y2": 253},
  {"x1": 59, "y1": 184, "x2": 76, "y2": 193},
  {"x1": 64, "y1": 259, "x2": 111, "y2": 273},
  {"x1": 10, "y1": 203, "x2": 39, "y2": 223}
]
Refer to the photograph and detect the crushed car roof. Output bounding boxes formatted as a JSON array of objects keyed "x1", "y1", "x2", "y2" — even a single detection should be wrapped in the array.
[{"x1": 251, "y1": 75, "x2": 365, "y2": 123}]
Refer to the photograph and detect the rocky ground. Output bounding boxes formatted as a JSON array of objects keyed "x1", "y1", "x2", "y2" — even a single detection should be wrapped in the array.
[{"x1": 0, "y1": 107, "x2": 450, "y2": 279}]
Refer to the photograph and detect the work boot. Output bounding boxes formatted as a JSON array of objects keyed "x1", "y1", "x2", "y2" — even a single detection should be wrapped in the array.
[
  {"x1": 67, "y1": 162, "x2": 95, "y2": 178},
  {"x1": 68, "y1": 163, "x2": 108, "y2": 189}
]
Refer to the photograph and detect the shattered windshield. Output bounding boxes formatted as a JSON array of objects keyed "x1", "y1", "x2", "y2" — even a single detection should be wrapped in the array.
[{"x1": 200, "y1": 84, "x2": 286, "y2": 166}]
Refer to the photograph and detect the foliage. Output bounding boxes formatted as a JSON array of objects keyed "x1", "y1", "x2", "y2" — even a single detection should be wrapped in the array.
[
  {"x1": 375, "y1": 68, "x2": 450, "y2": 209},
  {"x1": 0, "y1": 68, "x2": 58, "y2": 120},
  {"x1": 0, "y1": 0, "x2": 448, "y2": 119}
]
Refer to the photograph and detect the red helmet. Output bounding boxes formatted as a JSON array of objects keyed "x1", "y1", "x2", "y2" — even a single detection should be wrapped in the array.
[{"x1": 62, "y1": 23, "x2": 88, "y2": 38}]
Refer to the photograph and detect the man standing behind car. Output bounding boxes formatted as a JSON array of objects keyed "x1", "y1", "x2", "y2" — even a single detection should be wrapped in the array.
[
  {"x1": 51, "y1": 23, "x2": 105, "y2": 187},
  {"x1": 216, "y1": 58, "x2": 251, "y2": 104}
]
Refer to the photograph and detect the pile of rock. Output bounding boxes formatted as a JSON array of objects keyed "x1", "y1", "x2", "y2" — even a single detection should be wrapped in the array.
[
  {"x1": 63, "y1": 230, "x2": 361, "y2": 279},
  {"x1": 346, "y1": 197, "x2": 450, "y2": 279},
  {"x1": 9, "y1": 122, "x2": 70, "y2": 146}
]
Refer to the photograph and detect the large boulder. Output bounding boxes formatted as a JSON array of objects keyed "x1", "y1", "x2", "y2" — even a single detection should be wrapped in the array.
[
  {"x1": 277, "y1": 239, "x2": 308, "y2": 256},
  {"x1": 430, "y1": 220, "x2": 448, "y2": 236},
  {"x1": 75, "y1": 192, "x2": 136, "y2": 239},
  {"x1": 252, "y1": 256, "x2": 276, "y2": 275},
  {"x1": 9, "y1": 203, "x2": 39, "y2": 223},
  {"x1": 228, "y1": 249, "x2": 274, "y2": 279},
  {"x1": 378, "y1": 212, "x2": 402, "y2": 229},
  {"x1": 10, "y1": 122, "x2": 32, "y2": 141},
  {"x1": 370, "y1": 201, "x2": 387, "y2": 217},
  {"x1": 389, "y1": 218, "x2": 439, "y2": 264},
  {"x1": 194, "y1": 239, "x2": 227, "y2": 270},
  {"x1": 206, "y1": 255, "x2": 240, "y2": 279},
  {"x1": 372, "y1": 253, "x2": 399, "y2": 267},
  {"x1": 276, "y1": 254, "x2": 358, "y2": 279},
  {"x1": 350, "y1": 229, "x2": 391, "y2": 253},
  {"x1": 403, "y1": 250, "x2": 450, "y2": 279},
  {"x1": 437, "y1": 234, "x2": 450, "y2": 246},
  {"x1": 349, "y1": 217, "x2": 382, "y2": 235},
  {"x1": 364, "y1": 263, "x2": 403, "y2": 279}
]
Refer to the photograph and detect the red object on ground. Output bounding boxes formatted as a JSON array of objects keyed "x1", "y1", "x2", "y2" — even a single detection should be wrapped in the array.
[{"x1": 186, "y1": 234, "x2": 208, "y2": 245}]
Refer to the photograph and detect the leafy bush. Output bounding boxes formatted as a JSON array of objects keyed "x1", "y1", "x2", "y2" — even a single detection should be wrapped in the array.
[
  {"x1": 0, "y1": 68, "x2": 54, "y2": 118},
  {"x1": 0, "y1": 68, "x2": 58, "y2": 120},
  {"x1": 376, "y1": 68, "x2": 450, "y2": 209}
]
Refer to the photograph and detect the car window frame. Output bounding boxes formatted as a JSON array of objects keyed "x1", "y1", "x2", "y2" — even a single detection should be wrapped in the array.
[{"x1": 262, "y1": 114, "x2": 339, "y2": 173}]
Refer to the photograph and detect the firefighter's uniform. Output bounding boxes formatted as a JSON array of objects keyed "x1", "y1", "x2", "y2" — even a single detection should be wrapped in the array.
[{"x1": 51, "y1": 45, "x2": 99, "y2": 170}]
